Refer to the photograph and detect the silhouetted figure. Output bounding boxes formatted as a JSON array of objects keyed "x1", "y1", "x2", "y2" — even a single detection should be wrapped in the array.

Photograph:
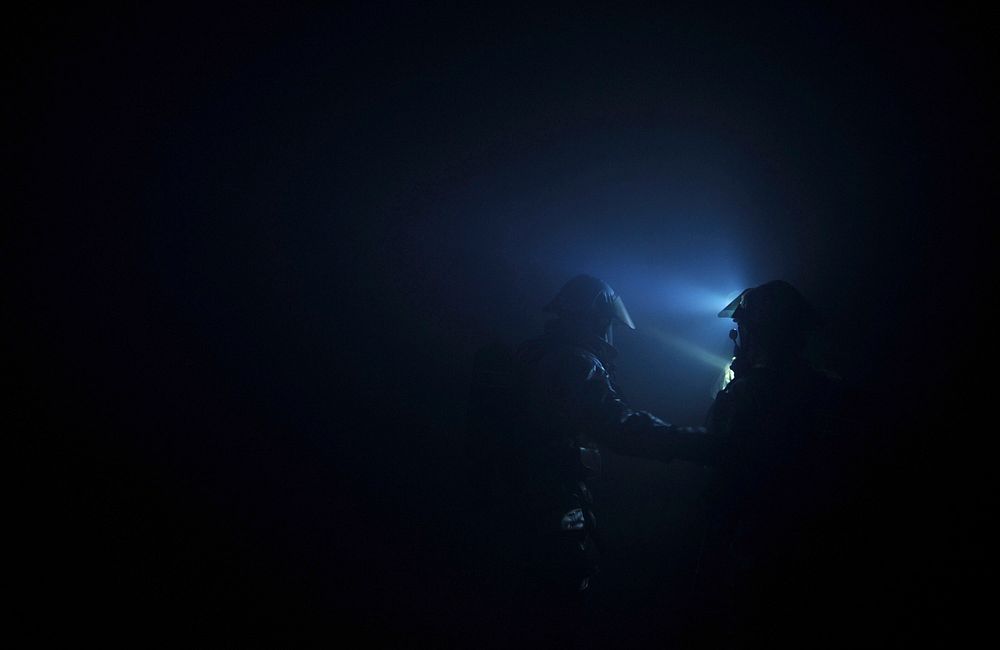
[
  {"x1": 687, "y1": 280, "x2": 867, "y2": 649},
  {"x1": 466, "y1": 274, "x2": 707, "y2": 647}
]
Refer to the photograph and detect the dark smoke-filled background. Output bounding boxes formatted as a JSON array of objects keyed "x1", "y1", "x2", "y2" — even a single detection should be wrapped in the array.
[{"x1": 15, "y1": 4, "x2": 987, "y2": 646}]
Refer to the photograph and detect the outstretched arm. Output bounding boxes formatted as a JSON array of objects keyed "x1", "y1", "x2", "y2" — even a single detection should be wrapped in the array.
[
  {"x1": 608, "y1": 411, "x2": 720, "y2": 464},
  {"x1": 565, "y1": 354, "x2": 722, "y2": 464}
]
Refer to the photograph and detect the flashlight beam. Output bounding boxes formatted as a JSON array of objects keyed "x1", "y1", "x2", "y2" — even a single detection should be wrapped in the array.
[{"x1": 642, "y1": 326, "x2": 732, "y2": 370}]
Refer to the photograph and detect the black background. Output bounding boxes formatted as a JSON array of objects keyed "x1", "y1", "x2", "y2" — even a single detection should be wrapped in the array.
[{"x1": 14, "y1": 4, "x2": 990, "y2": 646}]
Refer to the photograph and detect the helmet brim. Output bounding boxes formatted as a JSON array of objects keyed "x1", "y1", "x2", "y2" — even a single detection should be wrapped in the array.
[
  {"x1": 543, "y1": 274, "x2": 637, "y2": 329},
  {"x1": 612, "y1": 294, "x2": 636, "y2": 329},
  {"x1": 718, "y1": 289, "x2": 750, "y2": 318}
]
